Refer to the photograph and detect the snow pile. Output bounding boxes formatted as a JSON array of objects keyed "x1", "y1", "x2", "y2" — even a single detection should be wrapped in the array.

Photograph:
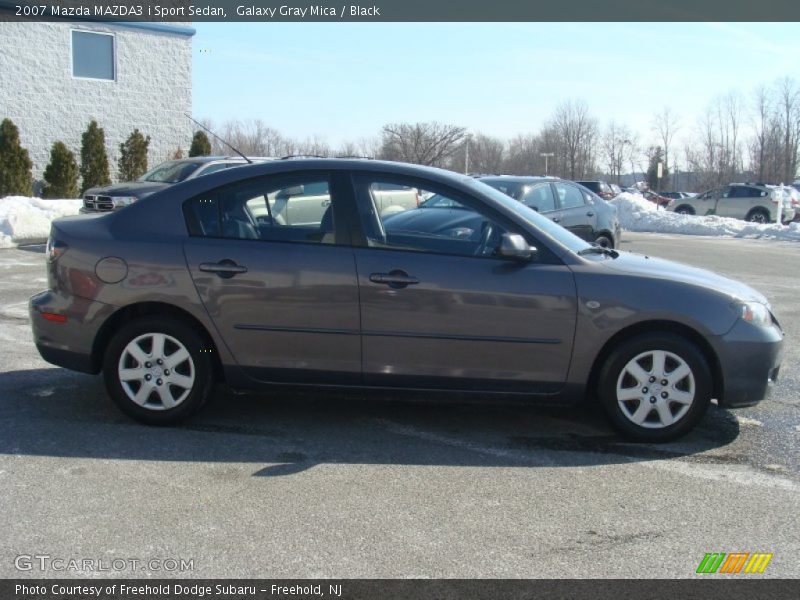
[
  {"x1": 610, "y1": 193, "x2": 800, "y2": 241},
  {"x1": 0, "y1": 196, "x2": 83, "y2": 248}
]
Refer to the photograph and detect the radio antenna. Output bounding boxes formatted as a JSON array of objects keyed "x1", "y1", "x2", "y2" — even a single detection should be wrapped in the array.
[{"x1": 184, "y1": 113, "x2": 252, "y2": 164}]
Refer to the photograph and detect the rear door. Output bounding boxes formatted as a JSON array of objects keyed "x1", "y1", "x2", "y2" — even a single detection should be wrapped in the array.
[
  {"x1": 551, "y1": 181, "x2": 597, "y2": 241},
  {"x1": 182, "y1": 171, "x2": 362, "y2": 384}
]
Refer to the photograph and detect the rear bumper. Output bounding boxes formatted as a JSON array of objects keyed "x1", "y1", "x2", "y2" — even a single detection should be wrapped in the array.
[
  {"x1": 714, "y1": 318, "x2": 783, "y2": 408},
  {"x1": 29, "y1": 290, "x2": 114, "y2": 375}
]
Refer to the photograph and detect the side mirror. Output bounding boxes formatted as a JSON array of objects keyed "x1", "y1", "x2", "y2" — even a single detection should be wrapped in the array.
[{"x1": 498, "y1": 233, "x2": 536, "y2": 261}]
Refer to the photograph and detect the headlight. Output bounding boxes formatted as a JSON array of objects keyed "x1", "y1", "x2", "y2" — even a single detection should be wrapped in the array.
[
  {"x1": 734, "y1": 301, "x2": 773, "y2": 327},
  {"x1": 111, "y1": 196, "x2": 138, "y2": 208}
]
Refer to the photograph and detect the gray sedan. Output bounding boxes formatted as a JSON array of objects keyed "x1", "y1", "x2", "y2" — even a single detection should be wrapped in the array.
[{"x1": 30, "y1": 159, "x2": 783, "y2": 441}]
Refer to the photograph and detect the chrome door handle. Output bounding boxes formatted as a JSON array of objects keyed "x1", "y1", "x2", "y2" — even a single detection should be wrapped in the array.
[
  {"x1": 369, "y1": 270, "x2": 420, "y2": 289},
  {"x1": 199, "y1": 260, "x2": 248, "y2": 279}
]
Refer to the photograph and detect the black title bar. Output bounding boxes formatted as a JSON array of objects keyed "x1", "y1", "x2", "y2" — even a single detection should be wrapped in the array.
[
  {"x1": 3, "y1": 579, "x2": 800, "y2": 600},
  {"x1": 1, "y1": 0, "x2": 800, "y2": 22}
]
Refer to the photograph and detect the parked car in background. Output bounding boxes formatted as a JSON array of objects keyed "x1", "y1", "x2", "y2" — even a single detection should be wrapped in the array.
[
  {"x1": 31, "y1": 159, "x2": 783, "y2": 441},
  {"x1": 575, "y1": 180, "x2": 616, "y2": 200},
  {"x1": 80, "y1": 156, "x2": 274, "y2": 213},
  {"x1": 246, "y1": 180, "x2": 420, "y2": 228},
  {"x1": 667, "y1": 183, "x2": 796, "y2": 223},
  {"x1": 479, "y1": 176, "x2": 621, "y2": 248},
  {"x1": 660, "y1": 191, "x2": 693, "y2": 200},
  {"x1": 642, "y1": 190, "x2": 672, "y2": 208}
]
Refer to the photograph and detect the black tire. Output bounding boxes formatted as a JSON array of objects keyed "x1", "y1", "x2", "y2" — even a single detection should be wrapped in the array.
[
  {"x1": 594, "y1": 234, "x2": 614, "y2": 249},
  {"x1": 675, "y1": 205, "x2": 694, "y2": 215},
  {"x1": 102, "y1": 316, "x2": 215, "y2": 425},
  {"x1": 746, "y1": 208, "x2": 769, "y2": 224},
  {"x1": 597, "y1": 333, "x2": 712, "y2": 442}
]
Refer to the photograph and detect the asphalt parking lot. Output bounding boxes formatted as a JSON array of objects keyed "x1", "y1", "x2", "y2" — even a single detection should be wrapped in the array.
[{"x1": 0, "y1": 232, "x2": 798, "y2": 579}]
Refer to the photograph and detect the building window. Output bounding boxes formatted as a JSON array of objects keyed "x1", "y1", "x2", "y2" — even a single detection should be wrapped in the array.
[{"x1": 72, "y1": 31, "x2": 115, "y2": 80}]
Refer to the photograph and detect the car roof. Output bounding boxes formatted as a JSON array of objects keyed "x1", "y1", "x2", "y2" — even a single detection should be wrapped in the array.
[
  {"x1": 173, "y1": 156, "x2": 276, "y2": 164},
  {"x1": 479, "y1": 175, "x2": 560, "y2": 183}
]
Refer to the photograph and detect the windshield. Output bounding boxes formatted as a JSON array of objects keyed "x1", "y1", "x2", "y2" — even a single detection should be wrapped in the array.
[
  {"x1": 467, "y1": 179, "x2": 593, "y2": 254},
  {"x1": 137, "y1": 160, "x2": 204, "y2": 184}
]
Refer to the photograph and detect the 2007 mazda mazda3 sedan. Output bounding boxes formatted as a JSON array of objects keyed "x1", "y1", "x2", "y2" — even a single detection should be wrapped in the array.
[{"x1": 30, "y1": 159, "x2": 784, "y2": 441}]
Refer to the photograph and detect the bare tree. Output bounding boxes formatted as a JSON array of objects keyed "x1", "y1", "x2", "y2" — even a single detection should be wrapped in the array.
[
  {"x1": 775, "y1": 77, "x2": 800, "y2": 183},
  {"x1": 549, "y1": 100, "x2": 598, "y2": 179},
  {"x1": 450, "y1": 133, "x2": 505, "y2": 174},
  {"x1": 601, "y1": 121, "x2": 637, "y2": 184},
  {"x1": 685, "y1": 93, "x2": 745, "y2": 189},
  {"x1": 503, "y1": 133, "x2": 545, "y2": 175},
  {"x1": 379, "y1": 122, "x2": 468, "y2": 167},
  {"x1": 651, "y1": 107, "x2": 679, "y2": 188}
]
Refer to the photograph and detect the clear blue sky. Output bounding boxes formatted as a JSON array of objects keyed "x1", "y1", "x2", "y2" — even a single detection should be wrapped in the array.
[{"x1": 192, "y1": 22, "x2": 800, "y2": 146}]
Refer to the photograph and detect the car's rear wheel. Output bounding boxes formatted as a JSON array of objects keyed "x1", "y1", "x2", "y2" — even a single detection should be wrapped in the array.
[
  {"x1": 594, "y1": 234, "x2": 614, "y2": 249},
  {"x1": 598, "y1": 333, "x2": 712, "y2": 442},
  {"x1": 675, "y1": 205, "x2": 694, "y2": 215},
  {"x1": 103, "y1": 317, "x2": 215, "y2": 424},
  {"x1": 746, "y1": 208, "x2": 770, "y2": 224}
]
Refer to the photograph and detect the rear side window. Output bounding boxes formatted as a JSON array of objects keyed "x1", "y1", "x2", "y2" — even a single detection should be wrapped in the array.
[
  {"x1": 184, "y1": 196, "x2": 220, "y2": 237},
  {"x1": 520, "y1": 184, "x2": 557, "y2": 213},
  {"x1": 554, "y1": 183, "x2": 585, "y2": 209},
  {"x1": 183, "y1": 175, "x2": 338, "y2": 244}
]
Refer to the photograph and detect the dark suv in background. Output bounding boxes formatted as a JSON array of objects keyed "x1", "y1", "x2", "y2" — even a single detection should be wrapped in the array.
[
  {"x1": 479, "y1": 176, "x2": 621, "y2": 248},
  {"x1": 575, "y1": 180, "x2": 616, "y2": 200}
]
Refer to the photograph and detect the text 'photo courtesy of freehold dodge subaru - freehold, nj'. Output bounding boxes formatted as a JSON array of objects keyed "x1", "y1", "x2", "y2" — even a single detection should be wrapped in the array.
[{"x1": 1, "y1": 0, "x2": 800, "y2": 589}]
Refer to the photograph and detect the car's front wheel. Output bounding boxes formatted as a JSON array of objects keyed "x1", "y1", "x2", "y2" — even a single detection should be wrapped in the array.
[
  {"x1": 103, "y1": 317, "x2": 215, "y2": 424},
  {"x1": 598, "y1": 333, "x2": 712, "y2": 442}
]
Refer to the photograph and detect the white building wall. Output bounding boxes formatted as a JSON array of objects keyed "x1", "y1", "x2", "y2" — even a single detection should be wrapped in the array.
[{"x1": 0, "y1": 21, "x2": 193, "y2": 189}]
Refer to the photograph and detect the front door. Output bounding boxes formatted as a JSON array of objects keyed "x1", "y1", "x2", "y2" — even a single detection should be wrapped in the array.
[
  {"x1": 182, "y1": 171, "x2": 361, "y2": 384},
  {"x1": 351, "y1": 173, "x2": 577, "y2": 393}
]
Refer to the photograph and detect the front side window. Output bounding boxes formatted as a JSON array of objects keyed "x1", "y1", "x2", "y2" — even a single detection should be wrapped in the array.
[
  {"x1": 72, "y1": 31, "x2": 115, "y2": 80},
  {"x1": 553, "y1": 182, "x2": 585, "y2": 209},
  {"x1": 355, "y1": 176, "x2": 513, "y2": 258}
]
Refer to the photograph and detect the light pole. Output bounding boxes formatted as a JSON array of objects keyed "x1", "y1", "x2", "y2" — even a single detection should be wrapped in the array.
[
  {"x1": 464, "y1": 134, "x2": 472, "y2": 175},
  {"x1": 540, "y1": 152, "x2": 554, "y2": 176}
]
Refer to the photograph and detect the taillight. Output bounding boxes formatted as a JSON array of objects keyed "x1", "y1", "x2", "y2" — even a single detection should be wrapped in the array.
[
  {"x1": 40, "y1": 312, "x2": 67, "y2": 323},
  {"x1": 46, "y1": 237, "x2": 68, "y2": 262}
]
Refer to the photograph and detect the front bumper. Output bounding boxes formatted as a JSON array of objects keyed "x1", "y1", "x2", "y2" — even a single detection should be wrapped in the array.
[
  {"x1": 29, "y1": 290, "x2": 115, "y2": 375},
  {"x1": 714, "y1": 318, "x2": 783, "y2": 408}
]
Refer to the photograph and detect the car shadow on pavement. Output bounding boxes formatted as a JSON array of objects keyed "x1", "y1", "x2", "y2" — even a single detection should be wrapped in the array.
[{"x1": 0, "y1": 368, "x2": 742, "y2": 477}]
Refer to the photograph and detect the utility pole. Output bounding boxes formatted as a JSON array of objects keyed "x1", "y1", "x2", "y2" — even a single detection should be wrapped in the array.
[
  {"x1": 540, "y1": 152, "x2": 554, "y2": 176},
  {"x1": 464, "y1": 134, "x2": 472, "y2": 175}
]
